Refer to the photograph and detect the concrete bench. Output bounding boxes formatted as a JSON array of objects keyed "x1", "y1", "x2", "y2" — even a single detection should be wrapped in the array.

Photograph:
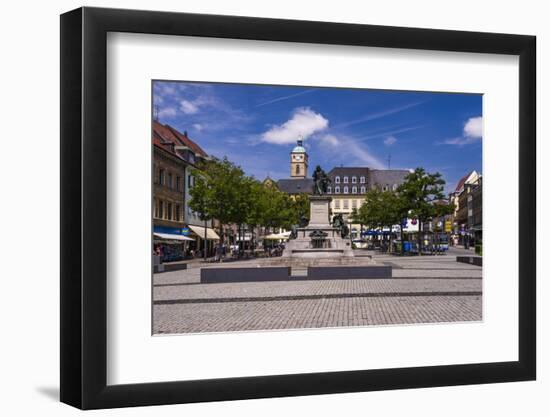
[
  {"x1": 456, "y1": 256, "x2": 482, "y2": 267},
  {"x1": 306, "y1": 265, "x2": 392, "y2": 279},
  {"x1": 200, "y1": 267, "x2": 291, "y2": 283},
  {"x1": 163, "y1": 263, "x2": 188, "y2": 272}
]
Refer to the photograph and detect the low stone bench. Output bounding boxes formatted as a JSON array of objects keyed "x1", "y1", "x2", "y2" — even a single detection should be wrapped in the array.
[
  {"x1": 456, "y1": 256, "x2": 482, "y2": 267},
  {"x1": 163, "y1": 262, "x2": 188, "y2": 272},
  {"x1": 200, "y1": 267, "x2": 291, "y2": 283},
  {"x1": 306, "y1": 265, "x2": 392, "y2": 279}
]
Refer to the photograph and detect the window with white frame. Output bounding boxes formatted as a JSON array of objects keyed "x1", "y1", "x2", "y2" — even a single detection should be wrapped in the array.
[
  {"x1": 327, "y1": 186, "x2": 332, "y2": 193},
  {"x1": 343, "y1": 176, "x2": 349, "y2": 183},
  {"x1": 344, "y1": 186, "x2": 349, "y2": 194},
  {"x1": 343, "y1": 199, "x2": 349, "y2": 209},
  {"x1": 352, "y1": 186, "x2": 357, "y2": 194},
  {"x1": 360, "y1": 176, "x2": 366, "y2": 183},
  {"x1": 393, "y1": 184, "x2": 398, "y2": 191},
  {"x1": 334, "y1": 199, "x2": 341, "y2": 209},
  {"x1": 360, "y1": 186, "x2": 366, "y2": 194},
  {"x1": 335, "y1": 186, "x2": 340, "y2": 193},
  {"x1": 335, "y1": 176, "x2": 340, "y2": 183},
  {"x1": 352, "y1": 199, "x2": 357, "y2": 209},
  {"x1": 352, "y1": 176, "x2": 357, "y2": 183}
]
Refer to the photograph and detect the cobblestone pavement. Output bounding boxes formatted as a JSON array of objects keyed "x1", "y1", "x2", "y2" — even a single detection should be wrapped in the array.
[{"x1": 153, "y1": 249, "x2": 482, "y2": 334}]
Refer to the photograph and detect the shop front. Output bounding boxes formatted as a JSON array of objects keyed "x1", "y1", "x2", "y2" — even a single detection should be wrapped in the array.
[
  {"x1": 153, "y1": 225, "x2": 195, "y2": 262},
  {"x1": 187, "y1": 224, "x2": 220, "y2": 258}
]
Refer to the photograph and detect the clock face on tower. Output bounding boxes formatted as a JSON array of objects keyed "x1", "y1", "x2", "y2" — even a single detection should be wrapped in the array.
[{"x1": 294, "y1": 155, "x2": 303, "y2": 161}]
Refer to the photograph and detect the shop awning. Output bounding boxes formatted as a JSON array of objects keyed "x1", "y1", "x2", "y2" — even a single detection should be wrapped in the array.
[
  {"x1": 188, "y1": 225, "x2": 220, "y2": 240},
  {"x1": 154, "y1": 232, "x2": 195, "y2": 242}
]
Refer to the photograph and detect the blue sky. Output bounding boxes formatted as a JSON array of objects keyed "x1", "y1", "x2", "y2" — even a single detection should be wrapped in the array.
[{"x1": 153, "y1": 81, "x2": 482, "y2": 193}]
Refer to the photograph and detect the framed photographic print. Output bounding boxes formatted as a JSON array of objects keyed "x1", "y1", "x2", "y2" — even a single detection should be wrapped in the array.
[{"x1": 60, "y1": 6, "x2": 536, "y2": 409}]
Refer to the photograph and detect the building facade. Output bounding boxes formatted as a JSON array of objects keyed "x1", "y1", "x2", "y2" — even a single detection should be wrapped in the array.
[
  {"x1": 152, "y1": 121, "x2": 219, "y2": 259},
  {"x1": 449, "y1": 170, "x2": 481, "y2": 247}
]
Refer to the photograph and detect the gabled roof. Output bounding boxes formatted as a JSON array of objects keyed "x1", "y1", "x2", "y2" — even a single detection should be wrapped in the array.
[
  {"x1": 368, "y1": 169, "x2": 410, "y2": 188},
  {"x1": 327, "y1": 167, "x2": 369, "y2": 178},
  {"x1": 276, "y1": 178, "x2": 314, "y2": 194},
  {"x1": 453, "y1": 170, "x2": 479, "y2": 193},
  {"x1": 152, "y1": 120, "x2": 208, "y2": 159}
]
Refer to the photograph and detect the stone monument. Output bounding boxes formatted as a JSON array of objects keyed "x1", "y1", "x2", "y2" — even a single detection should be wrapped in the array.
[{"x1": 282, "y1": 167, "x2": 354, "y2": 259}]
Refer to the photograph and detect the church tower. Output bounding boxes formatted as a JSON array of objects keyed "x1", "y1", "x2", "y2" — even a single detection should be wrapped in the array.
[{"x1": 290, "y1": 139, "x2": 308, "y2": 178}]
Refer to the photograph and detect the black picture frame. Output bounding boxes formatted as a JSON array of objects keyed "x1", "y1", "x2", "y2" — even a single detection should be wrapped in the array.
[{"x1": 60, "y1": 6, "x2": 536, "y2": 410}]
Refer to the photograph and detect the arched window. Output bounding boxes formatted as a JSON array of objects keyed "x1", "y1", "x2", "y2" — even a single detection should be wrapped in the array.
[
  {"x1": 392, "y1": 184, "x2": 398, "y2": 191},
  {"x1": 343, "y1": 176, "x2": 349, "y2": 183},
  {"x1": 335, "y1": 186, "x2": 340, "y2": 193},
  {"x1": 327, "y1": 186, "x2": 332, "y2": 193},
  {"x1": 360, "y1": 186, "x2": 366, "y2": 194},
  {"x1": 352, "y1": 176, "x2": 357, "y2": 183},
  {"x1": 335, "y1": 176, "x2": 340, "y2": 183},
  {"x1": 296, "y1": 164, "x2": 300, "y2": 175},
  {"x1": 352, "y1": 186, "x2": 357, "y2": 194},
  {"x1": 360, "y1": 176, "x2": 366, "y2": 183},
  {"x1": 344, "y1": 186, "x2": 349, "y2": 194}
]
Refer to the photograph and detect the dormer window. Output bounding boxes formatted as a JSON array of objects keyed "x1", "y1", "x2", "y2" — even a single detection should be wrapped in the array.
[
  {"x1": 352, "y1": 176, "x2": 357, "y2": 183},
  {"x1": 360, "y1": 186, "x2": 366, "y2": 194},
  {"x1": 335, "y1": 176, "x2": 340, "y2": 184},
  {"x1": 343, "y1": 176, "x2": 349, "y2": 183},
  {"x1": 327, "y1": 186, "x2": 332, "y2": 194},
  {"x1": 352, "y1": 186, "x2": 357, "y2": 194},
  {"x1": 335, "y1": 186, "x2": 340, "y2": 193},
  {"x1": 344, "y1": 186, "x2": 349, "y2": 194},
  {"x1": 360, "y1": 176, "x2": 366, "y2": 183}
]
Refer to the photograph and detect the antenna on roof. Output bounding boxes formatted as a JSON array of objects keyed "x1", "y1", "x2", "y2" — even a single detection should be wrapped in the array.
[
  {"x1": 387, "y1": 153, "x2": 391, "y2": 170},
  {"x1": 153, "y1": 105, "x2": 159, "y2": 121}
]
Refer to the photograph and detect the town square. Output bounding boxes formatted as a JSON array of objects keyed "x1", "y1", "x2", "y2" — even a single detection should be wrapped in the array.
[{"x1": 152, "y1": 81, "x2": 483, "y2": 334}]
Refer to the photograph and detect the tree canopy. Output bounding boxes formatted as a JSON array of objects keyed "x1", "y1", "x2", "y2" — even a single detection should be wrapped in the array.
[{"x1": 188, "y1": 157, "x2": 309, "y2": 235}]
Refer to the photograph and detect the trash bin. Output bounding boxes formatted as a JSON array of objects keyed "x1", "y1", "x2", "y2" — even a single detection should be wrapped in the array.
[{"x1": 403, "y1": 241, "x2": 411, "y2": 253}]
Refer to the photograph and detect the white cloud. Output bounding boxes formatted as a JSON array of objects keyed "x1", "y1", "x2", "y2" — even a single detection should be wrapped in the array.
[
  {"x1": 442, "y1": 116, "x2": 483, "y2": 146},
  {"x1": 319, "y1": 134, "x2": 340, "y2": 147},
  {"x1": 345, "y1": 139, "x2": 385, "y2": 169},
  {"x1": 192, "y1": 123, "x2": 203, "y2": 131},
  {"x1": 384, "y1": 135, "x2": 397, "y2": 146},
  {"x1": 157, "y1": 107, "x2": 176, "y2": 119},
  {"x1": 261, "y1": 107, "x2": 329, "y2": 145},
  {"x1": 463, "y1": 116, "x2": 483, "y2": 138},
  {"x1": 180, "y1": 100, "x2": 199, "y2": 114}
]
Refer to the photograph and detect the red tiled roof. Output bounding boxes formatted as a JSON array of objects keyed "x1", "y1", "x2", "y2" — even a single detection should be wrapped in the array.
[
  {"x1": 152, "y1": 120, "x2": 209, "y2": 159},
  {"x1": 454, "y1": 171, "x2": 473, "y2": 193},
  {"x1": 165, "y1": 125, "x2": 208, "y2": 157}
]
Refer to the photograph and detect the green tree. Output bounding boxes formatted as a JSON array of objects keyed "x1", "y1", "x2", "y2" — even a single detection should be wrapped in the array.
[
  {"x1": 189, "y1": 157, "x2": 248, "y2": 247},
  {"x1": 397, "y1": 168, "x2": 453, "y2": 254},
  {"x1": 354, "y1": 189, "x2": 406, "y2": 252}
]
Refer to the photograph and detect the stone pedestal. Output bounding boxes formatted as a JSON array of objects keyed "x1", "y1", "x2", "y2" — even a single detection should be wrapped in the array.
[{"x1": 308, "y1": 196, "x2": 332, "y2": 228}]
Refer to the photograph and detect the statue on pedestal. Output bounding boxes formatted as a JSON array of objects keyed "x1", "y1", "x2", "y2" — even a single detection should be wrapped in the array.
[{"x1": 312, "y1": 165, "x2": 331, "y2": 195}]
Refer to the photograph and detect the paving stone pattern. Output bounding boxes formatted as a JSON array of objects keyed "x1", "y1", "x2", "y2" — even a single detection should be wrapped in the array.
[{"x1": 153, "y1": 248, "x2": 482, "y2": 334}]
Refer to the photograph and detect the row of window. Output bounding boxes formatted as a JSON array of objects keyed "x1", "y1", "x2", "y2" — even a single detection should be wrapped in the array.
[
  {"x1": 334, "y1": 175, "x2": 366, "y2": 184},
  {"x1": 327, "y1": 185, "x2": 366, "y2": 194},
  {"x1": 154, "y1": 199, "x2": 183, "y2": 222},
  {"x1": 155, "y1": 167, "x2": 196, "y2": 191},
  {"x1": 333, "y1": 199, "x2": 361, "y2": 210}
]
